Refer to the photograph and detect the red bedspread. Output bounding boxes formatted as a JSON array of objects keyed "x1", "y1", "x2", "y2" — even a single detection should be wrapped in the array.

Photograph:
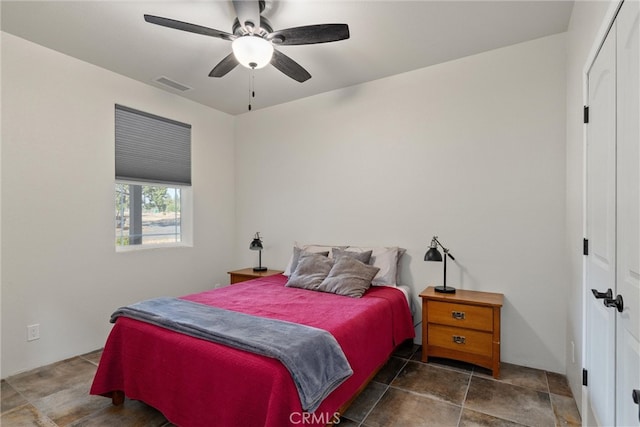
[{"x1": 90, "y1": 274, "x2": 414, "y2": 427}]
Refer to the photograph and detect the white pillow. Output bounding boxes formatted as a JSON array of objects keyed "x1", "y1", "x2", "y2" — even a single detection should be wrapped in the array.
[
  {"x1": 345, "y1": 246, "x2": 405, "y2": 287},
  {"x1": 283, "y1": 242, "x2": 348, "y2": 276}
]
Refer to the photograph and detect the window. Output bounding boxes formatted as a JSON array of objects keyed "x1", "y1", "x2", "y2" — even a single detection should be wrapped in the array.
[
  {"x1": 115, "y1": 105, "x2": 191, "y2": 248},
  {"x1": 115, "y1": 183, "x2": 182, "y2": 246}
]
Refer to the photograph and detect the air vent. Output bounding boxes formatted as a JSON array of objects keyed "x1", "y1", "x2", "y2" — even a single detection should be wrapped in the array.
[{"x1": 154, "y1": 76, "x2": 191, "y2": 92}]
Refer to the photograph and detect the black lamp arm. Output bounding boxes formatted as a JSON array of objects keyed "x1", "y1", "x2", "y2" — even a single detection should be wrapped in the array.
[{"x1": 432, "y1": 236, "x2": 455, "y2": 261}]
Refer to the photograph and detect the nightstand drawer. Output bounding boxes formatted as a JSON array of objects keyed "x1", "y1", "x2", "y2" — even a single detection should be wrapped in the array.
[
  {"x1": 230, "y1": 274, "x2": 255, "y2": 284},
  {"x1": 427, "y1": 301, "x2": 493, "y2": 331},
  {"x1": 228, "y1": 268, "x2": 284, "y2": 284},
  {"x1": 428, "y1": 324, "x2": 493, "y2": 357}
]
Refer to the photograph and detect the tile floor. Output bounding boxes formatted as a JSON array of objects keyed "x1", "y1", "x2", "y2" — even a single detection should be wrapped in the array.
[{"x1": 1, "y1": 343, "x2": 581, "y2": 426}]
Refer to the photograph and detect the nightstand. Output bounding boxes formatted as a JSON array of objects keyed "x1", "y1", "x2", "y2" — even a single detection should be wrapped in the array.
[
  {"x1": 227, "y1": 268, "x2": 284, "y2": 284},
  {"x1": 420, "y1": 286, "x2": 504, "y2": 378}
]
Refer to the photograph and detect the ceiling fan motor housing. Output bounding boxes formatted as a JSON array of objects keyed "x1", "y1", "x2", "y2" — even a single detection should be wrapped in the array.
[{"x1": 232, "y1": 16, "x2": 272, "y2": 38}]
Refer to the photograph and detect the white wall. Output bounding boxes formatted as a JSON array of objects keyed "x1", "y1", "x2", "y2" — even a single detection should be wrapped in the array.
[
  {"x1": 235, "y1": 34, "x2": 568, "y2": 372},
  {"x1": 1, "y1": 33, "x2": 236, "y2": 377},
  {"x1": 564, "y1": 0, "x2": 616, "y2": 413}
]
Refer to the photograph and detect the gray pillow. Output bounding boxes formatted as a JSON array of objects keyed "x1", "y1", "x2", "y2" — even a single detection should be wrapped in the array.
[
  {"x1": 285, "y1": 252, "x2": 334, "y2": 290},
  {"x1": 289, "y1": 247, "x2": 330, "y2": 276},
  {"x1": 317, "y1": 256, "x2": 380, "y2": 298},
  {"x1": 332, "y1": 248, "x2": 373, "y2": 265}
]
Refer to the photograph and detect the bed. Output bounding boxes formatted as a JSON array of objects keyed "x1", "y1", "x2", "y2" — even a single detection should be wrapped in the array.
[{"x1": 90, "y1": 249, "x2": 414, "y2": 427}]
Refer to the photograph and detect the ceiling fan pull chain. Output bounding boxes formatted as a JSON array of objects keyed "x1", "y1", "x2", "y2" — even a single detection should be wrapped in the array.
[
  {"x1": 248, "y1": 69, "x2": 256, "y2": 111},
  {"x1": 248, "y1": 71, "x2": 252, "y2": 111}
]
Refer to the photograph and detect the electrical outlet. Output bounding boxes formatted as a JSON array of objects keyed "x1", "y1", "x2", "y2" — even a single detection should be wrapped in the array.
[{"x1": 27, "y1": 324, "x2": 40, "y2": 341}]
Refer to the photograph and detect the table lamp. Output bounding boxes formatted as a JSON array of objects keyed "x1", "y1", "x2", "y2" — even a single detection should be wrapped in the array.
[
  {"x1": 425, "y1": 236, "x2": 456, "y2": 293},
  {"x1": 250, "y1": 232, "x2": 267, "y2": 272}
]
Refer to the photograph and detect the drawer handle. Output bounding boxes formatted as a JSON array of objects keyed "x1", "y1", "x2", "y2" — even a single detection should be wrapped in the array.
[
  {"x1": 452, "y1": 335, "x2": 466, "y2": 344},
  {"x1": 451, "y1": 311, "x2": 466, "y2": 320}
]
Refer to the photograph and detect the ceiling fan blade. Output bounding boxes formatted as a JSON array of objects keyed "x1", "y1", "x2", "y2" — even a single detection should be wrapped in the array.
[
  {"x1": 271, "y1": 49, "x2": 311, "y2": 83},
  {"x1": 209, "y1": 53, "x2": 239, "y2": 78},
  {"x1": 144, "y1": 15, "x2": 235, "y2": 41},
  {"x1": 232, "y1": 0, "x2": 261, "y2": 33},
  {"x1": 267, "y1": 24, "x2": 350, "y2": 46}
]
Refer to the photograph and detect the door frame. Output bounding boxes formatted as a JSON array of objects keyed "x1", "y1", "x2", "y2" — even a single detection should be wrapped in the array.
[{"x1": 581, "y1": 0, "x2": 624, "y2": 423}]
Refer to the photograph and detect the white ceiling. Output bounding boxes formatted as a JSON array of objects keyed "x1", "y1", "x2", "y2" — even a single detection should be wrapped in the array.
[{"x1": 1, "y1": 1, "x2": 574, "y2": 115}]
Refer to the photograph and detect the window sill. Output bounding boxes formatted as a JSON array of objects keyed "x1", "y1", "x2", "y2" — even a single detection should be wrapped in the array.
[{"x1": 116, "y1": 242, "x2": 192, "y2": 253}]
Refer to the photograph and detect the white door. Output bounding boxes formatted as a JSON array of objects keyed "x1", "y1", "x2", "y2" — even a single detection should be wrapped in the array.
[
  {"x1": 586, "y1": 20, "x2": 617, "y2": 427},
  {"x1": 615, "y1": 1, "x2": 640, "y2": 425}
]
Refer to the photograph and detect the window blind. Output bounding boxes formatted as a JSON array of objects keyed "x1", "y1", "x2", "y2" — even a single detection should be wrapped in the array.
[{"x1": 115, "y1": 104, "x2": 192, "y2": 186}]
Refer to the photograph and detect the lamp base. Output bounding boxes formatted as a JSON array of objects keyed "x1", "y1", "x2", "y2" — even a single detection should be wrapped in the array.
[
  {"x1": 434, "y1": 285, "x2": 456, "y2": 294},
  {"x1": 253, "y1": 266, "x2": 268, "y2": 272}
]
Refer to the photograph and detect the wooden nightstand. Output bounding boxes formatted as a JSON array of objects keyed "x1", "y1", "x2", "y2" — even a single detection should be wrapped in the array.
[
  {"x1": 420, "y1": 286, "x2": 504, "y2": 378},
  {"x1": 227, "y1": 268, "x2": 284, "y2": 284}
]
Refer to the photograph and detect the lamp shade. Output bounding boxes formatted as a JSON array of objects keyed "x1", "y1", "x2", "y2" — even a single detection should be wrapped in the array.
[
  {"x1": 424, "y1": 247, "x2": 443, "y2": 262},
  {"x1": 232, "y1": 36, "x2": 274, "y2": 69},
  {"x1": 425, "y1": 237, "x2": 443, "y2": 262},
  {"x1": 250, "y1": 238, "x2": 263, "y2": 251}
]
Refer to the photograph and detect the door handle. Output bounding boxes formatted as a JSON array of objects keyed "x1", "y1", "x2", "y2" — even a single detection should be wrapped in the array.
[
  {"x1": 603, "y1": 294, "x2": 624, "y2": 313},
  {"x1": 592, "y1": 288, "x2": 613, "y2": 299},
  {"x1": 633, "y1": 389, "x2": 640, "y2": 422}
]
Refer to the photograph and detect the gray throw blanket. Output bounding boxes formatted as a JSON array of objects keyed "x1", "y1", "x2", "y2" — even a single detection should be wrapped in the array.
[{"x1": 111, "y1": 297, "x2": 353, "y2": 412}]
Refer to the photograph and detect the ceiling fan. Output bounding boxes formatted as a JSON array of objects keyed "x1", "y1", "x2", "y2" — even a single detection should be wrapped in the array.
[{"x1": 144, "y1": 0, "x2": 350, "y2": 83}]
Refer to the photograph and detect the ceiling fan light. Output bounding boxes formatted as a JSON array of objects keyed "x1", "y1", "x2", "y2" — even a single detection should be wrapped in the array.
[{"x1": 232, "y1": 36, "x2": 274, "y2": 69}]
